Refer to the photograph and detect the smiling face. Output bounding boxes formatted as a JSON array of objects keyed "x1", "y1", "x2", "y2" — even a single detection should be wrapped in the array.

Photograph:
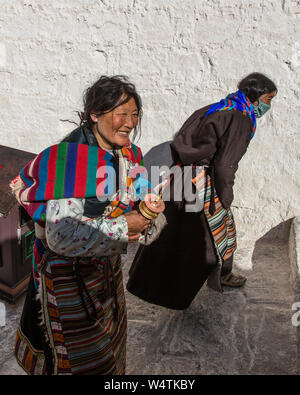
[
  {"x1": 90, "y1": 97, "x2": 139, "y2": 149},
  {"x1": 253, "y1": 90, "x2": 277, "y2": 106}
]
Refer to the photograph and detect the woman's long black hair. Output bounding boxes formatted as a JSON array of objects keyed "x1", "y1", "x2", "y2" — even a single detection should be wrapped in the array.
[
  {"x1": 238, "y1": 72, "x2": 277, "y2": 103},
  {"x1": 63, "y1": 75, "x2": 143, "y2": 141}
]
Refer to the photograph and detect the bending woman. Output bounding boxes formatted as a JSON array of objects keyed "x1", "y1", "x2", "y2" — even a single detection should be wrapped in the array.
[
  {"x1": 127, "y1": 72, "x2": 277, "y2": 310},
  {"x1": 12, "y1": 76, "x2": 150, "y2": 375}
]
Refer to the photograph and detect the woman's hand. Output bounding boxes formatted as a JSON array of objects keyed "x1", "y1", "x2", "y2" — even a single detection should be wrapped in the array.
[{"x1": 124, "y1": 210, "x2": 150, "y2": 242}]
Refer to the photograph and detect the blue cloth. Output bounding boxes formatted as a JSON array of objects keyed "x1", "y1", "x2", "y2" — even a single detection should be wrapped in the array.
[{"x1": 206, "y1": 90, "x2": 256, "y2": 139}]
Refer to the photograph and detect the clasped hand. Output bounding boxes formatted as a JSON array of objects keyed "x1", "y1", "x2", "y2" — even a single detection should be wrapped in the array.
[{"x1": 124, "y1": 210, "x2": 151, "y2": 242}]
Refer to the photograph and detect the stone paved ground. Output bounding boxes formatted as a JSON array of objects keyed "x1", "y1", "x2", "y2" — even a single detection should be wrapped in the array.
[
  {"x1": 125, "y1": 238, "x2": 299, "y2": 375},
  {"x1": 0, "y1": 235, "x2": 299, "y2": 375},
  {"x1": 0, "y1": 294, "x2": 25, "y2": 375}
]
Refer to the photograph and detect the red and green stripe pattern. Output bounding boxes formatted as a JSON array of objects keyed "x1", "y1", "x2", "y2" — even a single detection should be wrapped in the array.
[
  {"x1": 19, "y1": 142, "x2": 143, "y2": 226},
  {"x1": 22, "y1": 143, "x2": 141, "y2": 201}
]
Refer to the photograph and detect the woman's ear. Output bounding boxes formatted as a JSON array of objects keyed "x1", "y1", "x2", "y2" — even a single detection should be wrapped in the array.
[{"x1": 90, "y1": 113, "x2": 98, "y2": 123}]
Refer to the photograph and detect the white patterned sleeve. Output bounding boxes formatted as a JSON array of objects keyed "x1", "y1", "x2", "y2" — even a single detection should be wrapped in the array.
[{"x1": 45, "y1": 198, "x2": 128, "y2": 257}]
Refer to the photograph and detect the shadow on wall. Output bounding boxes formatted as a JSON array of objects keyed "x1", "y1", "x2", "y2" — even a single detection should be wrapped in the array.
[
  {"x1": 250, "y1": 218, "x2": 294, "y2": 291},
  {"x1": 254, "y1": 218, "x2": 293, "y2": 243}
]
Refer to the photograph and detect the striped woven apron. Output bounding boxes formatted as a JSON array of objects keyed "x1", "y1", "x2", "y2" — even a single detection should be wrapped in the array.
[
  {"x1": 15, "y1": 251, "x2": 127, "y2": 375},
  {"x1": 192, "y1": 167, "x2": 237, "y2": 262}
]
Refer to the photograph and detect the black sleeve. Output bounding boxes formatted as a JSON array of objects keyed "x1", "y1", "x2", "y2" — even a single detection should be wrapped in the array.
[
  {"x1": 213, "y1": 112, "x2": 253, "y2": 209},
  {"x1": 171, "y1": 109, "x2": 218, "y2": 166}
]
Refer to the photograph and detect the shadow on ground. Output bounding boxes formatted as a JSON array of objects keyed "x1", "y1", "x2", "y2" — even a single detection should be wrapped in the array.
[
  {"x1": 125, "y1": 219, "x2": 299, "y2": 375},
  {"x1": 0, "y1": 220, "x2": 298, "y2": 375}
]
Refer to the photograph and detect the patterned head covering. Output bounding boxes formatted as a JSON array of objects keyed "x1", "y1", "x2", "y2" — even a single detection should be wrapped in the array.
[{"x1": 206, "y1": 90, "x2": 256, "y2": 139}]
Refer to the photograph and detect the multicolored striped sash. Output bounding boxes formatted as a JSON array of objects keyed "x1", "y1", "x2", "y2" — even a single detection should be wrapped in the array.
[
  {"x1": 15, "y1": 142, "x2": 145, "y2": 226},
  {"x1": 192, "y1": 169, "x2": 236, "y2": 260}
]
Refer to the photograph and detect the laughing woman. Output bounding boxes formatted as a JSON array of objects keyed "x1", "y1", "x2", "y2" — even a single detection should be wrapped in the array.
[{"x1": 12, "y1": 76, "x2": 150, "y2": 375}]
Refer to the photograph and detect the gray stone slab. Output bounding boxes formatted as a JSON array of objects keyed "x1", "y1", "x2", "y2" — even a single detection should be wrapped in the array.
[
  {"x1": 0, "y1": 295, "x2": 26, "y2": 375},
  {"x1": 289, "y1": 216, "x2": 300, "y2": 295}
]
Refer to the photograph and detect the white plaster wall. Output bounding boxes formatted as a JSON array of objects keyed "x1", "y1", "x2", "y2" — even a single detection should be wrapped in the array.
[{"x1": 0, "y1": 0, "x2": 299, "y2": 242}]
